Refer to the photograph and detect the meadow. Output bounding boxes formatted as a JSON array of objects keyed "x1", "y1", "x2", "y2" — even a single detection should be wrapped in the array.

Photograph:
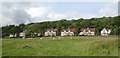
[{"x1": 2, "y1": 36, "x2": 118, "y2": 56}]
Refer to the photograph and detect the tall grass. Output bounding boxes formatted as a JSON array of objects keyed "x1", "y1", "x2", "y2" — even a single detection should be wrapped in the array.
[{"x1": 2, "y1": 36, "x2": 118, "y2": 56}]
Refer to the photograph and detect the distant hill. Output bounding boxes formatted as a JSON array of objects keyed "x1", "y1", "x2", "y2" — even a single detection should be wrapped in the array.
[{"x1": 1, "y1": 16, "x2": 120, "y2": 37}]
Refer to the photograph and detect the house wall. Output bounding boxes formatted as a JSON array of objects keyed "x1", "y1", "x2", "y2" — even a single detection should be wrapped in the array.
[
  {"x1": 19, "y1": 33, "x2": 25, "y2": 37},
  {"x1": 61, "y1": 32, "x2": 67, "y2": 36},
  {"x1": 45, "y1": 32, "x2": 49, "y2": 36},
  {"x1": 9, "y1": 34, "x2": 14, "y2": 38},
  {"x1": 45, "y1": 31, "x2": 56, "y2": 36},
  {"x1": 61, "y1": 31, "x2": 74, "y2": 36},
  {"x1": 79, "y1": 31, "x2": 95, "y2": 36},
  {"x1": 68, "y1": 32, "x2": 74, "y2": 36},
  {"x1": 101, "y1": 29, "x2": 111, "y2": 36}
]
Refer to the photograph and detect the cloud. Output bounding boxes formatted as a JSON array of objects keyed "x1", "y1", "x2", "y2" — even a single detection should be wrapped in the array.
[
  {"x1": 2, "y1": 8, "x2": 33, "y2": 25},
  {"x1": 47, "y1": 11, "x2": 96, "y2": 20},
  {"x1": 2, "y1": 0, "x2": 119, "y2": 2},
  {"x1": 99, "y1": 8, "x2": 117, "y2": 17},
  {"x1": 1, "y1": 2, "x2": 34, "y2": 26},
  {"x1": 1, "y1": 2, "x2": 118, "y2": 27},
  {"x1": 98, "y1": 3, "x2": 118, "y2": 17},
  {"x1": 118, "y1": 2, "x2": 120, "y2": 16},
  {"x1": 26, "y1": 7, "x2": 48, "y2": 18},
  {"x1": 47, "y1": 13, "x2": 66, "y2": 20}
]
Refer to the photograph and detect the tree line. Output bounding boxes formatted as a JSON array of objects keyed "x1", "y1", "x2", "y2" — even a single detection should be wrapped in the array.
[{"x1": 1, "y1": 16, "x2": 120, "y2": 38}]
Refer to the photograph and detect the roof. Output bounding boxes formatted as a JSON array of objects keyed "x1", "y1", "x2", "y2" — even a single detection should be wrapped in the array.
[
  {"x1": 46, "y1": 28, "x2": 58, "y2": 32},
  {"x1": 80, "y1": 28, "x2": 96, "y2": 32},
  {"x1": 61, "y1": 28, "x2": 76, "y2": 32},
  {"x1": 101, "y1": 28, "x2": 111, "y2": 31}
]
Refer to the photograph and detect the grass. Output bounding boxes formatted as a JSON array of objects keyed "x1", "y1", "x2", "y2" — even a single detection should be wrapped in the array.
[
  {"x1": 0, "y1": 39, "x2": 2, "y2": 58},
  {"x1": 2, "y1": 36, "x2": 118, "y2": 56}
]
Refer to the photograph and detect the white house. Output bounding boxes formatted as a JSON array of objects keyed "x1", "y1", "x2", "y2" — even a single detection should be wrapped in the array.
[
  {"x1": 61, "y1": 28, "x2": 75, "y2": 36},
  {"x1": 45, "y1": 28, "x2": 57, "y2": 36},
  {"x1": 9, "y1": 34, "x2": 14, "y2": 38},
  {"x1": 19, "y1": 32, "x2": 25, "y2": 38},
  {"x1": 79, "y1": 28, "x2": 96, "y2": 36},
  {"x1": 61, "y1": 29, "x2": 67, "y2": 36},
  {"x1": 9, "y1": 33, "x2": 19, "y2": 38},
  {"x1": 38, "y1": 33, "x2": 41, "y2": 36},
  {"x1": 101, "y1": 28, "x2": 111, "y2": 36}
]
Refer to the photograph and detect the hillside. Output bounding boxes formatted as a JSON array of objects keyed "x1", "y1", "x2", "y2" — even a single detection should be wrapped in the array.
[{"x1": 2, "y1": 16, "x2": 120, "y2": 38}]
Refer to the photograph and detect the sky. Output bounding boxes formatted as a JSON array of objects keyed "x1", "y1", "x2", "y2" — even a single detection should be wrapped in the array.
[{"x1": 1, "y1": 1, "x2": 119, "y2": 27}]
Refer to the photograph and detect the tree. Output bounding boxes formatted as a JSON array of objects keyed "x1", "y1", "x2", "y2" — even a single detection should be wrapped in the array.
[
  {"x1": 2, "y1": 25, "x2": 15, "y2": 37},
  {"x1": 1, "y1": 16, "x2": 119, "y2": 37},
  {"x1": 19, "y1": 23, "x2": 25, "y2": 31}
]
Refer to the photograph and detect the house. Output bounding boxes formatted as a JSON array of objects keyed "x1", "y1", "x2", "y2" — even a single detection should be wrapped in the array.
[
  {"x1": 14, "y1": 33, "x2": 17, "y2": 37},
  {"x1": 38, "y1": 31, "x2": 44, "y2": 37},
  {"x1": 19, "y1": 30, "x2": 27, "y2": 38},
  {"x1": 61, "y1": 28, "x2": 75, "y2": 36},
  {"x1": 19, "y1": 32, "x2": 25, "y2": 38},
  {"x1": 9, "y1": 34, "x2": 15, "y2": 38},
  {"x1": 0, "y1": 30, "x2": 1, "y2": 38},
  {"x1": 38, "y1": 33, "x2": 41, "y2": 36},
  {"x1": 45, "y1": 28, "x2": 57, "y2": 36},
  {"x1": 79, "y1": 28, "x2": 96, "y2": 36},
  {"x1": 31, "y1": 32, "x2": 38, "y2": 37},
  {"x1": 101, "y1": 28, "x2": 111, "y2": 36},
  {"x1": 9, "y1": 33, "x2": 18, "y2": 38}
]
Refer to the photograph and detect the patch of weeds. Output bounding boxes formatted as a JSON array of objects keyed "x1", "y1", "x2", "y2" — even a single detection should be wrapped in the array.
[
  {"x1": 74, "y1": 50, "x2": 77, "y2": 52},
  {"x1": 57, "y1": 53, "x2": 60, "y2": 56},
  {"x1": 91, "y1": 52, "x2": 94, "y2": 55},
  {"x1": 102, "y1": 51, "x2": 105, "y2": 53},
  {"x1": 22, "y1": 45, "x2": 31, "y2": 49},
  {"x1": 118, "y1": 44, "x2": 120, "y2": 48},
  {"x1": 107, "y1": 51, "x2": 111, "y2": 55},
  {"x1": 39, "y1": 47, "x2": 43, "y2": 48},
  {"x1": 101, "y1": 45, "x2": 108, "y2": 49},
  {"x1": 88, "y1": 48, "x2": 91, "y2": 51}
]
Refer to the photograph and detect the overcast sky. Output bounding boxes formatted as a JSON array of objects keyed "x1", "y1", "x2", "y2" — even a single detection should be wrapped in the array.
[{"x1": 1, "y1": 1, "x2": 119, "y2": 27}]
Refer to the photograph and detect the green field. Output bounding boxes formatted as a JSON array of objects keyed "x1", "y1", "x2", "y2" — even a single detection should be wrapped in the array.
[{"x1": 2, "y1": 36, "x2": 118, "y2": 56}]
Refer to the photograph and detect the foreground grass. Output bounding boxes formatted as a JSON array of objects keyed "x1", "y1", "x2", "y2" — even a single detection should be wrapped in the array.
[
  {"x1": 2, "y1": 36, "x2": 118, "y2": 56},
  {"x1": 0, "y1": 39, "x2": 2, "y2": 58}
]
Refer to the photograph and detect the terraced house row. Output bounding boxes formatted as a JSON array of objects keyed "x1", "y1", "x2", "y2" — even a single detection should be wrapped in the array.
[{"x1": 9, "y1": 28, "x2": 111, "y2": 38}]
